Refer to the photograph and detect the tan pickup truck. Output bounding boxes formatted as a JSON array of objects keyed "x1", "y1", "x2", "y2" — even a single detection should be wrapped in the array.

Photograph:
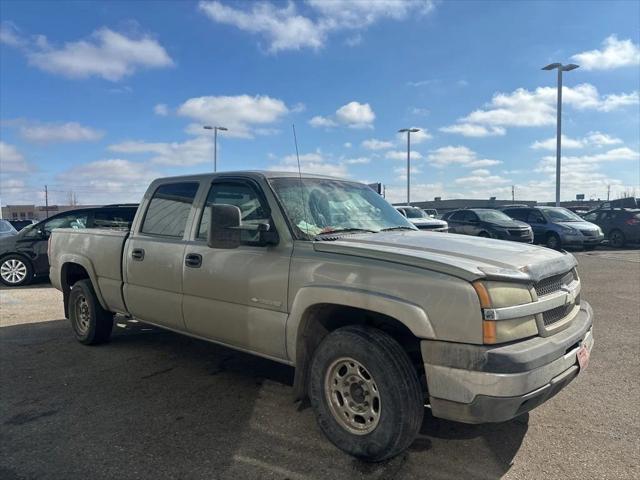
[{"x1": 49, "y1": 171, "x2": 594, "y2": 461}]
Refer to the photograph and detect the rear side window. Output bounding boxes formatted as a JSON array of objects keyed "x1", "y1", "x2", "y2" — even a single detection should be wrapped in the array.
[
  {"x1": 527, "y1": 210, "x2": 545, "y2": 223},
  {"x1": 141, "y1": 183, "x2": 199, "y2": 237},
  {"x1": 504, "y1": 209, "x2": 525, "y2": 221},
  {"x1": 449, "y1": 211, "x2": 465, "y2": 221},
  {"x1": 93, "y1": 208, "x2": 136, "y2": 228}
]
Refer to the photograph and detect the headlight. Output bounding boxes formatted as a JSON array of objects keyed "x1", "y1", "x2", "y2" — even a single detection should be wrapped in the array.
[{"x1": 472, "y1": 281, "x2": 538, "y2": 344}]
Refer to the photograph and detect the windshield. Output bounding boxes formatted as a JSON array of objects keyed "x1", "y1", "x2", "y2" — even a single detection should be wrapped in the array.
[
  {"x1": 541, "y1": 207, "x2": 583, "y2": 222},
  {"x1": 476, "y1": 210, "x2": 514, "y2": 222},
  {"x1": 404, "y1": 208, "x2": 428, "y2": 219},
  {"x1": 269, "y1": 177, "x2": 415, "y2": 239}
]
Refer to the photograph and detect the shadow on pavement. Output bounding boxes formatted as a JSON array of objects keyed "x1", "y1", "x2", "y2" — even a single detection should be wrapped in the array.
[{"x1": 0, "y1": 318, "x2": 527, "y2": 480}]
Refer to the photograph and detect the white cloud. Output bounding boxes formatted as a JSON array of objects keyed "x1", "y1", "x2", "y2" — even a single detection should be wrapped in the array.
[
  {"x1": 409, "y1": 107, "x2": 430, "y2": 116},
  {"x1": 269, "y1": 151, "x2": 348, "y2": 177},
  {"x1": 384, "y1": 182, "x2": 449, "y2": 203},
  {"x1": 536, "y1": 147, "x2": 639, "y2": 173},
  {"x1": 362, "y1": 138, "x2": 394, "y2": 150},
  {"x1": 154, "y1": 103, "x2": 169, "y2": 116},
  {"x1": 395, "y1": 128, "x2": 432, "y2": 144},
  {"x1": 309, "y1": 115, "x2": 337, "y2": 128},
  {"x1": 439, "y1": 124, "x2": 506, "y2": 137},
  {"x1": 445, "y1": 84, "x2": 639, "y2": 136},
  {"x1": 198, "y1": 0, "x2": 435, "y2": 53},
  {"x1": 427, "y1": 145, "x2": 502, "y2": 168},
  {"x1": 11, "y1": 27, "x2": 174, "y2": 81},
  {"x1": 531, "y1": 131, "x2": 624, "y2": 150},
  {"x1": 0, "y1": 21, "x2": 24, "y2": 47},
  {"x1": 571, "y1": 35, "x2": 640, "y2": 70},
  {"x1": 18, "y1": 121, "x2": 104, "y2": 143},
  {"x1": 455, "y1": 169, "x2": 510, "y2": 186},
  {"x1": 343, "y1": 142, "x2": 352, "y2": 148},
  {"x1": 177, "y1": 94, "x2": 289, "y2": 138},
  {"x1": 108, "y1": 136, "x2": 214, "y2": 166},
  {"x1": 335, "y1": 101, "x2": 375, "y2": 128},
  {"x1": 311, "y1": 101, "x2": 376, "y2": 129},
  {"x1": 345, "y1": 157, "x2": 371, "y2": 165},
  {"x1": 0, "y1": 142, "x2": 29, "y2": 172},
  {"x1": 385, "y1": 150, "x2": 423, "y2": 160},
  {"x1": 394, "y1": 165, "x2": 421, "y2": 180}
]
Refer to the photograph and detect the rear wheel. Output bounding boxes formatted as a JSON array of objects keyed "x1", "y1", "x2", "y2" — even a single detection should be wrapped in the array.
[
  {"x1": 609, "y1": 229, "x2": 626, "y2": 248},
  {"x1": 68, "y1": 279, "x2": 113, "y2": 345},
  {"x1": 0, "y1": 255, "x2": 33, "y2": 287},
  {"x1": 546, "y1": 233, "x2": 561, "y2": 250},
  {"x1": 309, "y1": 325, "x2": 424, "y2": 462}
]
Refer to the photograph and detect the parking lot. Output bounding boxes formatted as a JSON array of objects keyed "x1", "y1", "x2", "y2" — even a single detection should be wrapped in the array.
[{"x1": 1, "y1": 248, "x2": 638, "y2": 480}]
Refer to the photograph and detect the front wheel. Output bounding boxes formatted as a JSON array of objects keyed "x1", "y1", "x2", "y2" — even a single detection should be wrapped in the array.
[
  {"x1": 609, "y1": 229, "x2": 626, "y2": 248},
  {"x1": 68, "y1": 279, "x2": 113, "y2": 345},
  {"x1": 546, "y1": 233, "x2": 561, "y2": 250},
  {"x1": 309, "y1": 325, "x2": 424, "y2": 462},
  {"x1": 0, "y1": 255, "x2": 33, "y2": 287}
]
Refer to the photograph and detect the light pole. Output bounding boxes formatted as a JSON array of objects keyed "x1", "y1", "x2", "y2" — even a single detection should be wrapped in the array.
[
  {"x1": 398, "y1": 128, "x2": 420, "y2": 204},
  {"x1": 542, "y1": 63, "x2": 579, "y2": 206},
  {"x1": 203, "y1": 125, "x2": 228, "y2": 172}
]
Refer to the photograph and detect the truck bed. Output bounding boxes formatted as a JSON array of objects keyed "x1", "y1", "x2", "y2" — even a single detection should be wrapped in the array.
[{"x1": 49, "y1": 228, "x2": 129, "y2": 314}]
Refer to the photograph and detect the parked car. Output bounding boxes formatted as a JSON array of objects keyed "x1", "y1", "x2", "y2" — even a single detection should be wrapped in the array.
[
  {"x1": 8, "y1": 219, "x2": 37, "y2": 231},
  {"x1": 442, "y1": 208, "x2": 533, "y2": 243},
  {"x1": 0, "y1": 219, "x2": 18, "y2": 238},
  {"x1": 395, "y1": 206, "x2": 448, "y2": 232},
  {"x1": 502, "y1": 206, "x2": 604, "y2": 250},
  {"x1": 0, "y1": 204, "x2": 137, "y2": 287},
  {"x1": 581, "y1": 208, "x2": 640, "y2": 248},
  {"x1": 49, "y1": 171, "x2": 593, "y2": 461}
]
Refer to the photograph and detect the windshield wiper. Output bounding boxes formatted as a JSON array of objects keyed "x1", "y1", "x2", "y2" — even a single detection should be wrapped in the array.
[
  {"x1": 380, "y1": 226, "x2": 416, "y2": 232},
  {"x1": 314, "y1": 228, "x2": 377, "y2": 240}
]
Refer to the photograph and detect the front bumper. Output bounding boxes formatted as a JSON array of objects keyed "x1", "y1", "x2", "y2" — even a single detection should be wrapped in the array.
[
  {"x1": 560, "y1": 232, "x2": 604, "y2": 246},
  {"x1": 422, "y1": 302, "x2": 594, "y2": 424}
]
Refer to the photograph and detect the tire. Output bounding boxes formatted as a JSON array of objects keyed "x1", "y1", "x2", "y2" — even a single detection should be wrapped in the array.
[
  {"x1": 0, "y1": 254, "x2": 33, "y2": 287},
  {"x1": 478, "y1": 232, "x2": 490, "y2": 238},
  {"x1": 609, "y1": 229, "x2": 626, "y2": 248},
  {"x1": 68, "y1": 279, "x2": 113, "y2": 345},
  {"x1": 309, "y1": 325, "x2": 424, "y2": 462},
  {"x1": 546, "y1": 233, "x2": 561, "y2": 250}
]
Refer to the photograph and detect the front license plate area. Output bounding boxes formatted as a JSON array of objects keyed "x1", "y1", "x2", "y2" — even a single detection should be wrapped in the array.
[{"x1": 577, "y1": 344, "x2": 590, "y2": 370}]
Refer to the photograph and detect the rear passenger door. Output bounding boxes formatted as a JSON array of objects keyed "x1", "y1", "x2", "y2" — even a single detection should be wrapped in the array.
[
  {"x1": 181, "y1": 179, "x2": 291, "y2": 360},
  {"x1": 124, "y1": 182, "x2": 200, "y2": 330}
]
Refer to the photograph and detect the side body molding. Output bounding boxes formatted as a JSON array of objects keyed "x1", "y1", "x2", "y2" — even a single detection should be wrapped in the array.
[{"x1": 285, "y1": 285, "x2": 436, "y2": 362}]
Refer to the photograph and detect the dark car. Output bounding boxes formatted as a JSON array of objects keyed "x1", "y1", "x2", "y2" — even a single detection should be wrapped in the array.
[
  {"x1": 502, "y1": 206, "x2": 603, "y2": 250},
  {"x1": 442, "y1": 208, "x2": 533, "y2": 242},
  {"x1": 581, "y1": 209, "x2": 640, "y2": 248},
  {"x1": 8, "y1": 219, "x2": 37, "y2": 231},
  {"x1": 0, "y1": 205, "x2": 137, "y2": 287}
]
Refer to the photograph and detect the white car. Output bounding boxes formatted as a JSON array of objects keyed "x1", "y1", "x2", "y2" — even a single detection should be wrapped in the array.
[{"x1": 395, "y1": 206, "x2": 448, "y2": 232}]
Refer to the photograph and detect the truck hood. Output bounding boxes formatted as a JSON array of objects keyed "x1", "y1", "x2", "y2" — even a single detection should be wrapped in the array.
[{"x1": 313, "y1": 231, "x2": 576, "y2": 283}]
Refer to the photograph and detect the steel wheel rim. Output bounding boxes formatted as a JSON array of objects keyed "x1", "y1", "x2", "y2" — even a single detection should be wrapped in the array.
[
  {"x1": 324, "y1": 357, "x2": 381, "y2": 435},
  {"x1": 74, "y1": 294, "x2": 91, "y2": 334},
  {"x1": 1, "y1": 259, "x2": 27, "y2": 284}
]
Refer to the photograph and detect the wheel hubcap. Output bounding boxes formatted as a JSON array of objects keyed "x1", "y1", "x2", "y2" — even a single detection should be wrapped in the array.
[
  {"x1": 1, "y1": 259, "x2": 27, "y2": 284},
  {"x1": 324, "y1": 357, "x2": 381, "y2": 435},
  {"x1": 74, "y1": 295, "x2": 91, "y2": 334}
]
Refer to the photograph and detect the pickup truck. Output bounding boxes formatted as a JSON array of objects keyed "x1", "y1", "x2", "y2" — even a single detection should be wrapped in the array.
[{"x1": 49, "y1": 171, "x2": 594, "y2": 462}]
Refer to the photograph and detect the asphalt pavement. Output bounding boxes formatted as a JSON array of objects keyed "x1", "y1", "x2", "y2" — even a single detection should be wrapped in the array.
[{"x1": 1, "y1": 249, "x2": 638, "y2": 479}]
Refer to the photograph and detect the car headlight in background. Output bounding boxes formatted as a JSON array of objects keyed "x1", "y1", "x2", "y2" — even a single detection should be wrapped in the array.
[{"x1": 473, "y1": 280, "x2": 538, "y2": 344}]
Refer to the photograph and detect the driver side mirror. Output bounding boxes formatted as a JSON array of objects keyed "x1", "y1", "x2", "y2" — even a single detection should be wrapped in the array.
[{"x1": 207, "y1": 204, "x2": 279, "y2": 249}]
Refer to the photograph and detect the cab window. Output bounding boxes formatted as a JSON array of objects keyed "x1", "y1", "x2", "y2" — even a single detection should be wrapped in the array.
[
  {"x1": 141, "y1": 183, "x2": 199, "y2": 237},
  {"x1": 198, "y1": 182, "x2": 270, "y2": 244},
  {"x1": 527, "y1": 210, "x2": 545, "y2": 224}
]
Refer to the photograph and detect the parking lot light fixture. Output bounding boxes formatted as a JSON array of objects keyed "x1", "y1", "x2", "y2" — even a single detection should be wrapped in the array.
[
  {"x1": 542, "y1": 63, "x2": 579, "y2": 206},
  {"x1": 398, "y1": 128, "x2": 420, "y2": 204},
  {"x1": 203, "y1": 125, "x2": 229, "y2": 172}
]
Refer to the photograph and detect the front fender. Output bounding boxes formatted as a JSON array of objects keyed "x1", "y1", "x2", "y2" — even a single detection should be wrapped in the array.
[{"x1": 285, "y1": 285, "x2": 436, "y2": 362}]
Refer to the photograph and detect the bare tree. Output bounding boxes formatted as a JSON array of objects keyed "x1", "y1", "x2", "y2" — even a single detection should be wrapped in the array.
[{"x1": 66, "y1": 191, "x2": 80, "y2": 206}]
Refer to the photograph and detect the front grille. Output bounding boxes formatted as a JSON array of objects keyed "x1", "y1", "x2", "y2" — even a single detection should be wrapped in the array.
[
  {"x1": 507, "y1": 229, "x2": 529, "y2": 237},
  {"x1": 580, "y1": 229, "x2": 597, "y2": 236},
  {"x1": 543, "y1": 303, "x2": 574, "y2": 326},
  {"x1": 417, "y1": 224, "x2": 443, "y2": 230},
  {"x1": 534, "y1": 269, "x2": 576, "y2": 297}
]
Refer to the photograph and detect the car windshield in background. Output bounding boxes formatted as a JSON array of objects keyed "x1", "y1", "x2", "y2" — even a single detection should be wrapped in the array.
[
  {"x1": 404, "y1": 208, "x2": 428, "y2": 219},
  {"x1": 541, "y1": 207, "x2": 583, "y2": 222},
  {"x1": 0, "y1": 220, "x2": 17, "y2": 234},
  {"x1": 476, "y1": 210, "x2": 515, "y2": 222},
  {"x1": 269, "y1": 177, "x2": 414, "y2": 239}
]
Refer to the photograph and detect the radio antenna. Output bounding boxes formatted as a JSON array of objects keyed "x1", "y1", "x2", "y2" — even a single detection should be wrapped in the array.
[{"x1": 292, "y1": 124, "x2": 311, "y2": 237}]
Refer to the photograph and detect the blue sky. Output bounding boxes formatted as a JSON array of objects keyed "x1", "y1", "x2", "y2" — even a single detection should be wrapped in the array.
[{"x1": 1, "y1": 0, "x2": 639, "y2": 206}]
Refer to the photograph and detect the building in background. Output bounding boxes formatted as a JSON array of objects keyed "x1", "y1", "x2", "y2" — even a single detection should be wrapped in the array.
[{"x1": 1, "y1": 204, "x2": 102, "y2": 222}]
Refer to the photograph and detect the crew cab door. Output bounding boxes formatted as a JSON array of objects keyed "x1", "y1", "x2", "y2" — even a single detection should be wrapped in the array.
[
  {"x1": 124, "y1": 182, "x2": 200, "y2": 330},
  {"x1": 181, "y1": 179, "x2": 291, "y2": 360}
]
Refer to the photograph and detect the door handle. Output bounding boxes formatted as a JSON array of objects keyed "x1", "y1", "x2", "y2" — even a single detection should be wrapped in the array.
[
  {"x1": 131, "y1": 248, "x2": 145, "y2": 261},
  {"x1": 185, "y1": 253, "x2": 202, "y2": 268}
]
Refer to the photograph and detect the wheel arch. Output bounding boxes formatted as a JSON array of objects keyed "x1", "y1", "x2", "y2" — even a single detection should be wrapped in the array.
[
  {"x1": 288, "y1": 286, "x2": 433, "y2": 401},
  {"x1": 59, "y1": 256, "x2": 107, "y2": 317}
]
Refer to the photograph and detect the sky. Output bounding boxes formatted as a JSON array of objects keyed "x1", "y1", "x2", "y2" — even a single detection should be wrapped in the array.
[{"x1": 0, "y1": 0, "x2": 639, "y2": 206}]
